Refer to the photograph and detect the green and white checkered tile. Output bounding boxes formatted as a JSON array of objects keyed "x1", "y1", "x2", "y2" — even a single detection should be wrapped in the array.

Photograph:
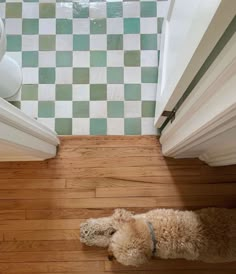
[{"x1": 0, "y1": 0, "x2": 168, "y2": 135}]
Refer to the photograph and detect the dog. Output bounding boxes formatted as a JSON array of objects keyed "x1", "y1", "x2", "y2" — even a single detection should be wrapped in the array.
[{"x1": 80, "y1": 208, "x2": 236, "y2": 266}]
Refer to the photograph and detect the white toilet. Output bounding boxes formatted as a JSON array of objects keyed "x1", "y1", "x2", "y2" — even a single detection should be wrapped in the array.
[{"x1": 0, "y1": 18, "x2": 22, "y2": 99}]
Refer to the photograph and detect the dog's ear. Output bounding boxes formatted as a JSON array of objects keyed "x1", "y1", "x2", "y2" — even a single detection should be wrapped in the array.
[{"x1": 112, "y1": 209, "x2": 134, "y2": 229}]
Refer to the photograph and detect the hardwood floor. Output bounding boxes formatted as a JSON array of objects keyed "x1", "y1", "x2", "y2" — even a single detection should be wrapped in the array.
[{"x1": 0, "y1": 136, "x2": 235, "y2": 274}]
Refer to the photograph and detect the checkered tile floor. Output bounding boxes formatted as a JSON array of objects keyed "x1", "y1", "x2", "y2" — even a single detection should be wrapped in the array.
[{"x1": 0, "y1": 0, "x2": 167, "y2": 135}]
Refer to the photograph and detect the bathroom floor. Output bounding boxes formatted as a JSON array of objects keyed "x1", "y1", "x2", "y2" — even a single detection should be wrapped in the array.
[{"x1": 0, "y1": 0, "x2": 167, "y2": 135}]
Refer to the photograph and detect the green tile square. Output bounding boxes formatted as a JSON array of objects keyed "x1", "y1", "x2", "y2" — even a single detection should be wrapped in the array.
[
  {"x1": 73, "y1": 2, "x2": 89, "y2": 18},
  {"x1": 6, "y1": 35, "x2": 21, "y2": 51},
  {"x1": 39, "y1": 35, "x2": 56, "y2": 51},
  {"x1": 124, "y1": 51, "x2": 140, "y2": 67},
  {"x1": 108, "y1": 101, "x2": 124, "y2": 118},
  {"x1": 22, "y1": 51, "x2": 38, "y2": 67},
  {"x1": 90, "y1": 118, "x2": 107, "y2": 135},
  {"x1": 10, "y1": 101, "x2": 21, "y2": 109},
  {"x1": 22, "y1": 19, "x2": 39, "y2": 35},
  {"x1": 142, "y1": 101, "x2": 156, "y2": 117},
  {"x1": 56, "y1": 51, "x2": 72, "y2": 67},
  {"x1": 141, "y1": 34, "x2": 157, "y2": 50},
  {"x1": 39, "y1": 3, "x2": 55, "y2": 18},
  {"x1": 107, "y1": 2, "x2": 123, "y2": 18},
  {"x1": 107, "y1": 67, "x2": 123, "y2": 84},
  {"x1": 73, "y1": 68, "x2": 89, "y2": 84},
  {"x1": 90, "y1": 84, "x2": 107, "y2": 101},
  {"x1": 73, "y1": 35, "x2": 90, "y2": 51},
  {"x1": 38, "y1": 101, "x2": 55, "y2": 118},
  {"x1": 90, "y1": 19, "x2": 106, "y2": 34},
  {"x1": 124, "y1": 84, "x2": 141, "y2": 100},
  {"x1": 6, "y1": 3, "x2": 22, "y2": 18},
  {"x1": 141, "y1": 67, "x2": 158, "y2": 83},
  {"x1": 56, "y1": 85, "x2": 72, "y2": 101},
  {"x1": 124, "y1": 18, "x2": 140, "y2": 34},
  {"x1": 21, "y1": 85, "x2": 38, "y2": 101},
  {"x1": 107, "y1": 35, "x2": 123, "y2": 50},
  {"x1": 73, "y1": 101, "x2": 89, "y2": 118},
  {"x1": 56, "y1": 19, "x2": 72, "y2": 34},
  {"x1": 90, "y1": 51, "x2": 106, "y2": 67},
  {"x1": 39, "y1": 68, "x2": 56, "y2": 84},
  {"x1": 55, "y1": 118, "x2": 72, "y2": 135},
  {"x1": 125, "y1": 118, "x2": 141, "y2": 135},
  {"x1": 141, "y1": 2, "x2": 157, "y2": 17}
]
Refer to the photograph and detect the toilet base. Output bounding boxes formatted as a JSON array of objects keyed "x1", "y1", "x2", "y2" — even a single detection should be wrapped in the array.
[{"x1": 0, "y1": 55, "x2": 22, "y2": 99}]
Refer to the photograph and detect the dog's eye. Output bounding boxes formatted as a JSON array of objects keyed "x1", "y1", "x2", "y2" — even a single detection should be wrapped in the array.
[{"x1": 109, "y1": 230, "x2": 115, "y2": 236}]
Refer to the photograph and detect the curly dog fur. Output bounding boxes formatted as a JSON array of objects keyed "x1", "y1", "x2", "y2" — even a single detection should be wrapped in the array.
[{"x1": 80, "y1": 208, "x2": 236, "y2": 266}]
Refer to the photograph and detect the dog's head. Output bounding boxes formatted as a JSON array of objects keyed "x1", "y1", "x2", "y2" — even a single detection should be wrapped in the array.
[
  {"x1": 80, "y1": 209, "x2": 133, "y2": 247},
  {"x1": 108, "y1": 217, "x2": 153, "y2": 266}
]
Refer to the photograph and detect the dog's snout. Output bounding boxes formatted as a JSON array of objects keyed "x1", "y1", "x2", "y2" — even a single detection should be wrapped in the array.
[{"x1": 108, "y1": 255, "x2": 114, "y2": 261}]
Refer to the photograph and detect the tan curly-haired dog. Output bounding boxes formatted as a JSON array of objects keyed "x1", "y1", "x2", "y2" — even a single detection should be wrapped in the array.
[{"x1": 80, "y1": 208, "x2": 236, "y2": 266}]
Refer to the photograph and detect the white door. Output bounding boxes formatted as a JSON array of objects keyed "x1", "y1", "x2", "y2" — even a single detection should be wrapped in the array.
[
  {"x1": 0, "y1": 98, "x2": 59, "y2": 161},
  {"x1": 155, "y1": 0, "x2": 235, "y2": 128}
]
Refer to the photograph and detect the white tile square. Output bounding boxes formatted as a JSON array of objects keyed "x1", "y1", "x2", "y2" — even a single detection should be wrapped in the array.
[
  {"x1": 7, "y1": 52, "x2": 22, "y2": 66},
  {"x1": 141, "y1": 51, "x2": 158, "y2": 67},
  {"x1": 107, "y1": 84, "x2": 124, "y2": 101},
  {"x1": 141, "y1": 18, "x2": 157, "y2": 34},
  {"x1": 56, "y1": 2, "x2": 73, "y2": 19},
  {"x1": 73, "y1": 19, "x2": 90, "y2": 34},
  {"x1": 56, "y1": 68, "x2": 73, "y2": 84},
  {"x1": 22, "y1": 68, "x2": 38, "y2": 84},
  {"x1": 72, "y1": 118, "x2": 90, "y2": 135},
  {"x1": 38, "y1": 51, "x2": 56, "y2": 67},
  {"x1": 123, "y1": 34, "x2": 140, "y2": 50},
  {"x1": 55, "y1": 101, "x2": 72, "y2": 118},
  {"x1": 39, "y1": 19, "x2": 56, "y2": 35},
  {"x1": 73, "y1": 85, "x2": 90, "y2": 101},
  {"x1": 141, "y1": 118, "x2": 158, "y2": 135},
  {"x1": 21, "y1": 101, "x2": 38, "y2": 118},
  {"x1": 90, "y1": 101, "x2": 107, "y2": 118},
  {"x1": 0, "y1": 4, "x2": 6, "y2": 19},
  {"x1": 90, "y1": 67, "x2": 107, "y2": 83},
  {"x1": 5, "y1": 19, "x2": 22, "y2": 34},
  {"x1": 89, "y1": 2, "x2": 106, "y2": 19},
  {"x1": 37, "y1": 118, "x2": 55, "y2": 132},
  {"x1": 123, "y1": 2, "x2": 140, "y2": 18},
  {"x1": 90, "y1": 35, "x2": 107, "y2": 50},
  {"x1": 107, "y1": 18, "x2": 123, "y2": 34},
  {"x1": 141, "y1": 83, "x2": 157, "y2": 100},
  {"x1": 56, "y1": 35, "x2": 73, "y2": 51},
  {"x1": 38, "y1": 84, "x2": 56, "y2": 101},
  {"x1": 157, "y1": 1, "x2": 169, "y2": 18},
  {"x1": 124, "y1": 67, "x2": 141, "y2": 84},
  {"x1": 22, "y1": 35, "x2": 39, "y2": 51},
  {"x1": 107, "y1": 51, "x2": 124, "y2": 67},
  {"x1": 124, "y1": 101, "x2": 142, "y2": 118},
  {"x1": 22, "y1": 3, "x2": 39, "y2": 19},
  {"x1": 107, "y1": 0, "x2": 122, "y2": 2},
  {"x1": 73, "y1": 51, "x2": 90, "y2": 67},
  {"x1": 107, "y1": 118, "x2": 124, "y2": 135}
]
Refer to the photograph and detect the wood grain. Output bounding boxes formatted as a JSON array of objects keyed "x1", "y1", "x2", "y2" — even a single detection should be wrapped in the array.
[{"x1": 0, "y1": 136, "x2": 235, "y2": 273}]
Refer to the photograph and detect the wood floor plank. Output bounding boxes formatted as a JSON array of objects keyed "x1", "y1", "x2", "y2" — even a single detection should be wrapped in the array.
[
  {"x1": 0, "y1": 136, "x2": 235, "y2": 273},
  {"x1": 0, "y1": 240, "x2": 99, "y2": 252},
  {"x1": 0, "y1": 219, "x2": 83, "y2": 231},
  {"x1": 0, "y1": 189, "x2": 95, "y2": 199},
  {"x1": 0, "y1": 196, "x2": 235, "y2": 210},
  {"x1": 105, "y1": 260, "x2": 236, "y2": 271},
  {"x1": 96, "y1": 183, "x2": 236, "y2": 197},
  {"x1": 0, "y1": 250, "x2": 107, "y2": 262},
  {"x1": 4, "y1": 230, "x2": 81, "y2": 241},
  {"x1": 0, "y1": 261, "x2": 104, "y2": 273},
  {"x1": 0, "y1": 179, "x2": 66, "y2": 189},
  {"x1": 0, "y1": 210, "x2": 25, "y2": 220}
]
